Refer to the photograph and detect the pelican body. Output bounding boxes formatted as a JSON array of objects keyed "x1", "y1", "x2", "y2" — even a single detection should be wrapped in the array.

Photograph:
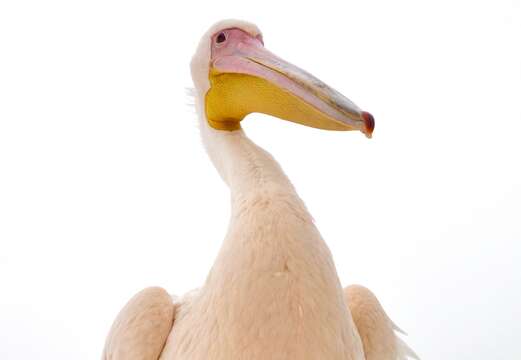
[{"x1": 102, "y1": 20, "x2": 417, "y2": 360}]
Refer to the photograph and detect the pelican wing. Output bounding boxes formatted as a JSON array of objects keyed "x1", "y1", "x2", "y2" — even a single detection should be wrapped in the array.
[
  {"x1": 344, "y1": 285, "x2": 419, "y2": 360},
  {"x1": 103, "y1": 287, "x2": 176, "y2": 360}
]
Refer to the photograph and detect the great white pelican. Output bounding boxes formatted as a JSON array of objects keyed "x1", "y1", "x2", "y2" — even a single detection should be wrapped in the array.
[{"x1": 102, "y1": 19, "x2": 418, "y2": 360}]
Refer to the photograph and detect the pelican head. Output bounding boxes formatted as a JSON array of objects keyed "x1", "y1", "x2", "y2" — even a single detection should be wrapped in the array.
[{"x1": 191, "y1": 19, "x2": 374, "y2": 137}]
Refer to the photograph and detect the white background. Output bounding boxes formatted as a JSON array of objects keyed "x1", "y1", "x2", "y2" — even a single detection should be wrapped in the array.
[{"x1": 1, "y1": 0, "x2": 520, "y2": 359}]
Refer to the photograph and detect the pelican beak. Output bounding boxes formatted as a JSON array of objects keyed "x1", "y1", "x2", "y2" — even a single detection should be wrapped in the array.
[{"x1": 206, "y1": 37, "x2": 374, "y2": 138}]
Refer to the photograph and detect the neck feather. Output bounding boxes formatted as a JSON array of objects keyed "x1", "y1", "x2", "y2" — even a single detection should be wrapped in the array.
[{"x1": 195, "y1": 93, "x2": 296, "y2": 199}]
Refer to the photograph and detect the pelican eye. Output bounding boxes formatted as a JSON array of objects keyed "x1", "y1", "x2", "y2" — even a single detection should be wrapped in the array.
[{"x1": 216, "y1": 32, "x2": 226, "y2": 44}]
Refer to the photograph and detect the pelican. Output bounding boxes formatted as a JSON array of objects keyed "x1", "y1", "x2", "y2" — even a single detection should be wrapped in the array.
[{"x1": 103, "y1": 19, "x2": 418, "y2": 360}]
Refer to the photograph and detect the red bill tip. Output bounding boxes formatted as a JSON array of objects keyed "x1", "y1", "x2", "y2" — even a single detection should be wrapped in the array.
[{"x1": 361, "y1": 111, "x2": 375, "y2": 138}]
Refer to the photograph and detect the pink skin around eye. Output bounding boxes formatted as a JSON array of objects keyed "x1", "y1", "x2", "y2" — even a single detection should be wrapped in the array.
[{"x1": 211, "y1": 28, "x2": 264, "y2": 60}]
